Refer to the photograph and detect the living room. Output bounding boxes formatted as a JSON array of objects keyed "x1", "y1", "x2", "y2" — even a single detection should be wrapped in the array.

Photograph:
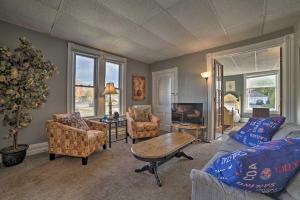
[{"x1": 1, "y1": 1, "x2": 300, "y2": 200}]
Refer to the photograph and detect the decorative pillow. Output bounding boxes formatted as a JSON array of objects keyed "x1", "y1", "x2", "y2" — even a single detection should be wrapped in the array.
[
  {"x1": 133, "y1": 108, "x2": 150, "y2": 122},
  {"x1": 58, "y1": 112, "x2": 90, "y2": 131},
  {"x1": 232, "y1": 117, "x2": 285, "y2": 147},
  {"x1": 206, "y1": 138, "x2": 300, "y2": 194}
]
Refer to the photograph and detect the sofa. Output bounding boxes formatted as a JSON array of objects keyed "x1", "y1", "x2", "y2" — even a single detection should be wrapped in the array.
[
  {"x1": 190, "y1": 123, "x2": 300, "y2": 200},
  {"x1": 126, "y1": 105, "x2": 160, "y2": 144},
  {"x1": 46, "y1": 114, "x2": 107, "y2": 165}
]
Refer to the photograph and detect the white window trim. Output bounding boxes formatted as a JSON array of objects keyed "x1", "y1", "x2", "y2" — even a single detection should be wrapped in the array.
[
  {"x1": 67, "y1": 43, "x2": 127, "y2": 117},
  {"x1": 243, "y1": 70, "x2": 280, "y2": 114}
]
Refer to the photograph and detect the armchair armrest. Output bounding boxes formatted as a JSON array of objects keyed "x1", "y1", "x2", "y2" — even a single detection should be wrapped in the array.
[
  {"x1": 126, "y1": 112, "x2": 137, "y2": 134},
  {"x1": 150, "y1": 114, "x2": 160, "y2": 126},
  {"x1": 85, "y1": 119, "x2": 107, "y2": 133},
  {"x1": 46, "y1": 120, "x2": 88, "y2": 137}
]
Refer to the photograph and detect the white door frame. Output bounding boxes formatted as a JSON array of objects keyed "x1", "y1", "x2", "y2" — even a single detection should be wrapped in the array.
[
  {"x1": 152, "y1": 67, "x2": 178, "y2": 130},
  {"x1": 206, "y1": 34, "x2": 295, "y2": 141}
]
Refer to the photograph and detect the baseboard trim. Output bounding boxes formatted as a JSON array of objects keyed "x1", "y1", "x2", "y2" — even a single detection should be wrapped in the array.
[
  {"x1": 27, "y1": 142, "x2": 48, "y2": 156},
  {"x1": 0, "y1": 142, "x2": 48, "y2": 163}
]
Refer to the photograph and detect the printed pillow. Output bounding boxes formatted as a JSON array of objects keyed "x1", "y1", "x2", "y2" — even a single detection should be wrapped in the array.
[
  {"x1": 232, "y1": 117, "x2": 285, "y2": 147},
  {"x1": 206, "y1": 138, "x2": 300, "y2": 194},
  {"x1": 60, "y1": 112, "x2": 90, "y2": 131},
  {"x1": 133, "y1": 108, "x2": 150, "y2": 122}
]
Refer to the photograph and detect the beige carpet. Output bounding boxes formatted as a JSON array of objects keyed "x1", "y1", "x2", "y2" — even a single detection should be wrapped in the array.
[{"x1": 0, "y1": 140, "x2": 220, "y2": 200}]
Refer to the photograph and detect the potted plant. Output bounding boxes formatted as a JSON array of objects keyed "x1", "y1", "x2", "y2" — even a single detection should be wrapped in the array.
[{"x1": 0, "y1": 37, "x2": 57, "y2": 167}]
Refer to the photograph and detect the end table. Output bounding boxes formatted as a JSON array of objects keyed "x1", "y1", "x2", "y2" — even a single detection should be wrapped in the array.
[{"x1": 100, "y1": 118, "x2": 128, "y2": 148}]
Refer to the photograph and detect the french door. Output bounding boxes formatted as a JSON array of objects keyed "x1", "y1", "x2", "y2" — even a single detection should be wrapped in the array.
[{"x1": 214, "y1": 60, "x2": 224, "y2": 139}]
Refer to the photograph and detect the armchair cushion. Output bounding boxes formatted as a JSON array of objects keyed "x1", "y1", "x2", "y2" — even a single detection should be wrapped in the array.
[
  {"x1": 136, "y1": 122, "x2": 157, "y2": 131},
  {"x1": 133, "y1": 107, "x2": 151, "y2": 122},
  {"x1": 53, "y1": 112, "x2": 90, "y2": 131}
]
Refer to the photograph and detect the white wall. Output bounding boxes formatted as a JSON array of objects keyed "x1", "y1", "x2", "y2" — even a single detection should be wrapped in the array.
[{"x1": 295, "y1": 19, "x2": 300, "y2": 124}]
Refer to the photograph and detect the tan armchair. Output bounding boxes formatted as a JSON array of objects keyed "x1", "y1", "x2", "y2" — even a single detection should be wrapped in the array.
[
  {"x1": 46, "y1": 114, "x2": 107, "y2": 165},
  {"x1": 126, "y1": 106, "x2": 160, "y2": 144}
]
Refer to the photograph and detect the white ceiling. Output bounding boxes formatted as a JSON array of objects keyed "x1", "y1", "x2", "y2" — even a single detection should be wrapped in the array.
[
  {"x1": 217, "y1": 46, "x2": 280, "y2": 76},
  {"x1": 0, "y1": 0, "x2": 299, "y2": 63}
]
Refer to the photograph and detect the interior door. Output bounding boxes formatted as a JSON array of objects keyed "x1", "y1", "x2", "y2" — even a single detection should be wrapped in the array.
[
  {"x1": 152, "y1": 68, "x2": 178, "y2": 131},
  {"x1": 214, "y1": 60, "x2": 224, "y2": 139}
]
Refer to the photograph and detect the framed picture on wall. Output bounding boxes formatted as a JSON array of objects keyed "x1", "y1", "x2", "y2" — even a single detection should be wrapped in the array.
[
  {"x1": 132, "y1": 75, "x2": 145, "y2": 101},
  {"x1": 226, "y1": 81, "x2": 236, "y2": 92}
]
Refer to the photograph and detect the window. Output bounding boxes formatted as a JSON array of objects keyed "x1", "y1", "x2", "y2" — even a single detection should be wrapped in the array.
[
  {"x1": 74, "y1": 54, "x2": 96, "y2": 117},
  {"x1": 67, "y1": 43, "x2": 127, "y2": 117},
  {"x1": 244, "y1": 72, "x2": 280, "y2": 112},
  {"x1": 104, "y1": 61, "x2": 121, "y2": 115}
]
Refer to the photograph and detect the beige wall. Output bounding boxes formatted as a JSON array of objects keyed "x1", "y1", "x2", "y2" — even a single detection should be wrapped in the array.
[
  {"x1": 0, "y1": 20, "x2": 150, "y2": 148},
  {"x1": 295, "y1": 19, "x2": 300, "y2": 124}
]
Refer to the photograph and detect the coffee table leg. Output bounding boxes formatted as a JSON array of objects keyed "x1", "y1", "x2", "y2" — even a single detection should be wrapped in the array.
[
  {"x1": 151, "y1": 162, "x2": 162, "y2": 187},
  {"x1": 135, "y1": 165, "x2": 151, "y2": 173},
  {"x1": 134, "y1": 162, "x2": 162, "y2": 187},
  {"x1": 175, "y1": 152, "x2": 193, "y2": 160}
]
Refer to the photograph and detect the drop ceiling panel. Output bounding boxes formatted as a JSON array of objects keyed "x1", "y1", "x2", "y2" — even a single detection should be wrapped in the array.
[
  {"x1": 263, "y1": 12, "x2": 300, "y2": 34},
  {"x1": 51, "y1": 13, "x2": 119, "y2": 52},
  {"x1": 200, "y1": 34, "x2": 229, "y2": 50},
  {"x1": 221, "y1": 46, "x2": 281, "y2": 76},
  {"x1": 37, "y1": 0, "x2": 61, "y2": 10},
  {"x1": 256, "y1": 47, "x2": 280, "y2": 71},
  {"x1": 226, "y1": 20, "x2": 261, "y2": 42},
  {"x1": 154, "y1": 0, "x2": 182, "y2": 9},
  {"x1": 0, "y1": 0, "x2": 299, "y2": 64},
  {"x1": 157, "y1": 47, "x2": 187, "y2": 60},
  {"x1": 62, "y1": 0, "x2": 139, "y2": 37},
  {"x1": 266, "y1": 0, "x2": 300, "y2": 15},
  {"x1": 103, "y1": 0, "x2": 163, "y2": 25},
  {"x1": 142, "y1": 11, "x2": 196, "y2": 46},
  {"x1": 217, "y1": 57, "x2": 241, "y2": 76},
  {"x1": 232, "y1": 51, "x2": 256, "y2": 74},
  {"x1": 113, "y1": 38, "x2": 159, "y2": 63},
  {"x1": 124, "y1": 26, "x2": 174, "y2": 51},
  {"x1": 0, "y1": 0, "x2": 57, "y2": 33},
  {"x1": 211, "y1": 0, "x2": 264, "y2": 29},
  {"x1": 167, "y1": 0, "x2": 224, "y2": 38}
]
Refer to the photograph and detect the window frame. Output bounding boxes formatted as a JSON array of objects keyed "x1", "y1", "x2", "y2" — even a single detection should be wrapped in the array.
[
  {"x1": 243, "y1": 70, "x2": 280, "y2": 114},
  {"x1": 73, "y1": 53, "x2": 98, "y2": 117},
  {"x1": 67, "y1": 43, "x2": 127, "y2": 118},
  {"x1": 104, "y1": 59, "x2": 122, "y2": 115}
]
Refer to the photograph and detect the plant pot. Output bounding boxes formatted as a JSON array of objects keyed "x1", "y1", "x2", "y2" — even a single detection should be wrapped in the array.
[{"x1": 0, "y1": 144, "x2": 29, "y2": 167}]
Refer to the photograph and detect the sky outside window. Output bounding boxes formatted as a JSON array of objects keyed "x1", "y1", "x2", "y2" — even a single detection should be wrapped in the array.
[{"x1": 75, "y1": 55, "x2": 95, "y2": 86}]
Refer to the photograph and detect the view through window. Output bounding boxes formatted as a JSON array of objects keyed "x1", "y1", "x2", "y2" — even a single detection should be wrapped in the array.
[
  {"x1": 104, "y1": 61, "x2": 120, "y2": 115},
  {"x1": 245, "y1": 73, "x2": 279, "y2": 111},
  {"x1": 74, "y1": 54, "x2": 96, "y2": 117}
]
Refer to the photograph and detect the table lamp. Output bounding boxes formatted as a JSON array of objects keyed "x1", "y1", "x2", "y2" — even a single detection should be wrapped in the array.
[{"x1": 103, "y1": 82, "x2": 117, "y2": 119}]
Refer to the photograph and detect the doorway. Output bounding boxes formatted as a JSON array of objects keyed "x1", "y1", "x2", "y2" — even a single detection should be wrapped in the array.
[
  {"x1": 152, "y1": 68, "x2": 178, "y2": 131},
  {"x1": 206, "y1": 35, "x2": 295, "y2": 141}
]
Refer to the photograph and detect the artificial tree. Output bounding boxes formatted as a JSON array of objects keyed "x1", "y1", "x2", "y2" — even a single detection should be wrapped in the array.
[{"x1": 0, "y1": 37, "x2": 57, "y2": 152}]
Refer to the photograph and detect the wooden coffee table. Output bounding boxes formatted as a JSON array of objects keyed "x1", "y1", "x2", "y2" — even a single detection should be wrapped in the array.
[{"x1": 131, "y1": 132, "x2": 195, "y2": 187}]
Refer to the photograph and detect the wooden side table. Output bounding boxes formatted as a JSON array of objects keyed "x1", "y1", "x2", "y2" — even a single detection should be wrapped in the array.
[{"x1": 170, "y1": 123, "x2": 206, "y2": 142}]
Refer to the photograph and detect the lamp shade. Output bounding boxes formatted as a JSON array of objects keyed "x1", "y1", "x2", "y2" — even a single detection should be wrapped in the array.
[
  {"x1": 201, "y1": 72, "x2": 209, "y2": 79},
  {"x1": 103, "y1": 82, "x2": 117, "y2": 95}
]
